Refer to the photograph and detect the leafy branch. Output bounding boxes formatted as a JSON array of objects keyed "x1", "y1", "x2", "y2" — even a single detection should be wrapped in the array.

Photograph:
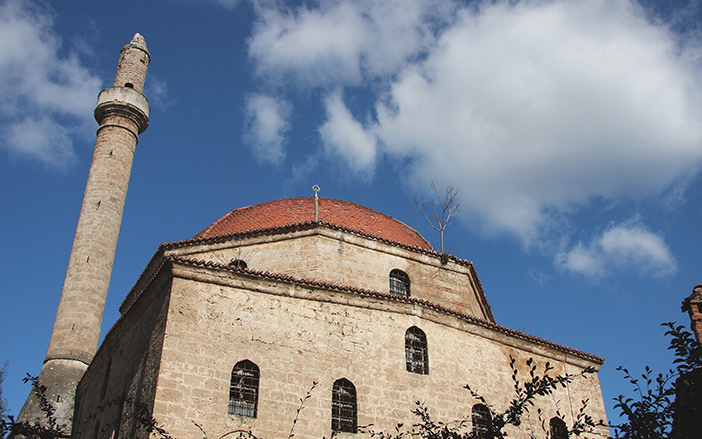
[
  {"x1": 365, "y1": 357, "x2": 601, "y2": 439},
  {"x1": 464, "y1": 357, "x2": 599, "y2": 439},
  {"x1": 1, "y1": 375, "x2": 70, "y2": 438},
  {"x1": 609, "y1": 322, "x2": 702, "y2": 439}
]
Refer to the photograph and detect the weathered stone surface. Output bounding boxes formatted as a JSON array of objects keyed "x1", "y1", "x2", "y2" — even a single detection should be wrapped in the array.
[
  {"x1": 175, "y1": 228, "x2": 493, "y2": 320},
  {"x1": 72, "y1": 229, "x2": 608, "y2": 439},
  {"x1": 16, "y1": 34, "x2": 150, "y2": 432}
]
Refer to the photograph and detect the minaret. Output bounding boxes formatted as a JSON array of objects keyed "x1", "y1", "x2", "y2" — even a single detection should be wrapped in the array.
[{"x1": 17, "y1": 34, "x2": 150, "y2": 430}]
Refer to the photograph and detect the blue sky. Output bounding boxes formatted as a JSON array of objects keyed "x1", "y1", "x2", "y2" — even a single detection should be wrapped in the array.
[{"x1": 1, "y1": 0, "x2": 701, "y2": 426}]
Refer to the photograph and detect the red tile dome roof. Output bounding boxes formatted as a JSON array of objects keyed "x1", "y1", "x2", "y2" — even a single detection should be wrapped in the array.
[{"x1": 194, "y1": 197, "x2": 433, "y2": 251}]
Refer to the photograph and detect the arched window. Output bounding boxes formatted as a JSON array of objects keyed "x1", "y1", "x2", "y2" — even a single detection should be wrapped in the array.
[
  {"x1": 332, "y1": 378, "x2": 357, "y2": 433},
  {"x1": 471, "y1": 404, "x2": 494, "y2": 439},
  {"x1": 389, "y1": 269, "x2": 410, "y2": 296},
  {"x1": 229, "y1": 259, "x2": 247, "y2": 269},
  {"x1": 405, "y1": 326, "x2": 428, "y2": 374},
  {"x1": 550, "y1": 417, "x2": 568, "y2": 439},
  {"x1": 229, "y1": 360, "x2": 259, "y2": 417}
]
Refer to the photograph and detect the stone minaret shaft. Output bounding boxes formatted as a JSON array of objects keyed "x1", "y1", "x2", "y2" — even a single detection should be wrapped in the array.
[
  {"x1": 46, "y1": 34, "x2": 149, "y2": 365},
  {"x1": 18, "y1": 34, "x2": 150, "y2": 428}
]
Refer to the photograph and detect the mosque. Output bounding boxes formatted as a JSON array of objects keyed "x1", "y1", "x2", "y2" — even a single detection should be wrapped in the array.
[{"x1": 17, "y1": 35, "x2": 608, "y2": 439}]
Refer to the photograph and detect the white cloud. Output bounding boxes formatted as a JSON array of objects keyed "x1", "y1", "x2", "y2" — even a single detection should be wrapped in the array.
[
  {"x1": 0, "y1": 0, "x2": 101, "y2": 167},
  {"x1": 319, "y1": 90, "x2": 377, "y2": 177},
  {"x1": 244, "y1": 94, "x2": 291, "y2": 165},
  {"x1": 556, "y1": 219, "x2": 678, "y2": 278},
  {"x1": 373, "y1": 0, "x2": 702, "y2": 242},
  {"x1": 4, "y1": 116, "x2": 75, "y2": 167},
  {"x1": 248, "y1": 0, "x2": 451, "y2": 87},
  {"x1": 144, "y1": 75, "x2": 170, "y2": 112},
  {"x1": 247, "y1": 0, "x2": 702, "y2": 249}
]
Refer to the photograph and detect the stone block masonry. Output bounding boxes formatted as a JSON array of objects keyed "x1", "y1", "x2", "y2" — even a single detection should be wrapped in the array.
[{"x1": 16, "y1": 34, "x2": 150, "y2": 431}]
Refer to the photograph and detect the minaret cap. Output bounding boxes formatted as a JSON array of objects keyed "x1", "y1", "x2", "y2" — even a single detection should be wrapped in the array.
[
  {"x1": 121, "y1": 33, "x2": 150, "y2": 63},
  {"x1": 130, "y1": 33, "x2": 148, "y2": 52}
]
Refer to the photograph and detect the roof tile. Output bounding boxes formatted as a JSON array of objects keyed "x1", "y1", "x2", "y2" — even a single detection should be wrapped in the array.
[{"x1": 194, "y1": 197, "x2": 433, "y2": 250}]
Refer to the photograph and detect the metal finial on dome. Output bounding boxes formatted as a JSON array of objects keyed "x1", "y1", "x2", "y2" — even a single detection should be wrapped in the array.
[{"x1": 313, "y1": 185, "x2": 320, "y2": 222}]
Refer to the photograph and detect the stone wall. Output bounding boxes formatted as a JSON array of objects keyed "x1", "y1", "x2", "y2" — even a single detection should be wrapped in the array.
[
  {"x1": 72, "y1": 268, "x2": 172, "y2": 439},
  {"x1": 147, "y1": 261, "x2": 607, "y2": 439},
  {"x1": 75, "y1": 229, "x2": 607, "y2": 439},
  {"x1": 174, "y1": 227, "x2": 490, "y2": 319}
]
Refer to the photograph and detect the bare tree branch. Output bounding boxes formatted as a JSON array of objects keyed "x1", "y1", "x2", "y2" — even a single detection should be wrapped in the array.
[{"x1": 414, "y1": 181, "x2": 460, "y2": 254}]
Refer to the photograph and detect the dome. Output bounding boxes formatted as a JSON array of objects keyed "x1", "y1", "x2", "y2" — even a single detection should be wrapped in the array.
[{"x1": 194, "y1": 197, "x2": 433, "y2": 251}]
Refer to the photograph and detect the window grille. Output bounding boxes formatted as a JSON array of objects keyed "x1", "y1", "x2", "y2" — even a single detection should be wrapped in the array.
[
  {"x1": 471, "y1": 404, "x2": 494, "y2": 439},
  {"x1": 332, "y1": 378, "x2": 357, "y2": 433},
  {"x1": 405, "y1": 326, "x2": 428, "y2": 374},
  {"x1": 229, "y1": 360, "x2": 259, "y2": 417},
  {"x1": 550, "y1": 417, "x2": 568, "y2": 439},
  {"x1": 389, "y1": 269, "x2": 410, "y2": 296}
]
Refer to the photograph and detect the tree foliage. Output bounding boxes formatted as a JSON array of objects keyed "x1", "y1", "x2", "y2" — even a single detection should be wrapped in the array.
[
  {"x1": 0, "y1": 363, "x2": 8, "y2": 438},
  {"x1": 1, "y1": 375, "x2": 70, "y2": 439},
  {"x1": 609, "y1": 322, "x2": 702, "y2": 439},
  {"x1": 610, "y1": 365, "x2": 674, "y2": 439},
  {"x1": 365, "y1": 356, "x2": 602, "y2": 439}
]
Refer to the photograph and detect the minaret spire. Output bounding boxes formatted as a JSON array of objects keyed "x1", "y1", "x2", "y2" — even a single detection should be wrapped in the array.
[{"x1": 17, "y1": 34, "x2": 150, "y2": 431}]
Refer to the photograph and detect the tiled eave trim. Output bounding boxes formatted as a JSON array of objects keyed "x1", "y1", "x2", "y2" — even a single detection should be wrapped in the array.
[
  {"x1": 166, "y1": 255, "x2": 604, "y2": 365},
  {"x1": 105, "y1": 253, "x2": 168, "y2": 350},
  {"x1": 165, "y1": 221, "x2": 439, "y2": 259},
  {"x1": 159, "y1": 221, "x2": 494, "y2": 321},
  {"x1": 119, "y1": 248, "x2": 167, "y2": 314},
  {"x1": 467, "y1": 263, "x2": 494, "y2": 322}
]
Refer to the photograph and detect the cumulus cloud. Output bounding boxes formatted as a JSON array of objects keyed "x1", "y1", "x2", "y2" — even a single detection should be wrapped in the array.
[
  {"x1": 5, "y1": 117, "x2": 74, "y2": 167},
  {"x1": 319, "y1": 91, "x2": 377, "y2": 177},
  {"x1": 248, "y1": 0, "x2": 451, "y2": 87},
  {"x1": 374, "y1": 0, "x2": 702, "y2": 241},
  {"x1": 0, "y1": 0, "x2": 102, "y2": 167},
  {"x1": 556, "y1": 219, "x2": 678, "y2": 278},
  {"x1": 244, "y1": 94, "x2": 291, "y2": 165},
  {"x1": 246, "y1": 0, "x2": 702, "y2": 258}
]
